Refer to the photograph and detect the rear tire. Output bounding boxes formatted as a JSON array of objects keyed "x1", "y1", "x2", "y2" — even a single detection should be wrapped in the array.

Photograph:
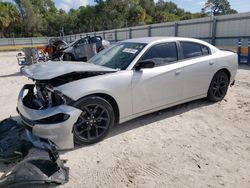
[
  {"x1": 73, "y1": 96, "x2": 115, "y2": 145},
  {"x1": 207, "y1": 71, "x2": 229, "y2": 102}
]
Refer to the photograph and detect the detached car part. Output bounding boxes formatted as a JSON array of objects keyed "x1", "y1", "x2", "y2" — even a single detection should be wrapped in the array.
[
  {"x1": 0, "y1": 118, "x2": 32, "y2": 163},
  {"x1": 0, "y1": 142, "x2": 69, "y2": 187},
  {"x1": 0, "y1": 118, "x2": 23, "y2": 140}
]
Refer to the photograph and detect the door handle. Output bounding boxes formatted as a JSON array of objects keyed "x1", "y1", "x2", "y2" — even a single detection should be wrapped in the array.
[
  {"x1": 209, "y1": 61, "x2": 215, "y2": 65},
  {"x1": 175, "y1": 70, "x2": 182, "y2": 75}
]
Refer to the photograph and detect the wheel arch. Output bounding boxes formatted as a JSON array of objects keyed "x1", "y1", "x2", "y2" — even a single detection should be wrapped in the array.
[
  {"x1": 217, "y1": 68, "x2": 231, "y2": 80},
  {"x1": 207, "y1": 68, "x2": 231, "y2": 94},
  {"x1": 76, "y1": 93, "x2": 120, "y2": 126}
]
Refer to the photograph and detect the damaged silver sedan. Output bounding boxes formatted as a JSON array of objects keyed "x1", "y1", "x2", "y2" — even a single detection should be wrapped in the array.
[{"x1": 17, "y1": 37, "x2": 238, "y2": 150}]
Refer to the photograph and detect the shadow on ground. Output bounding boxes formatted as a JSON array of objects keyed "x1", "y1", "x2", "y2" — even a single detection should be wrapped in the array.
[
  {"x1": 61, "y1": 98, "x2": 213, "y2": 154},
  {"x1": 0, "y1": 98, "x2": 214, "y2": 172},
  {"x1": 0, "y1": 72, "x2": 22, "y2": 78}
]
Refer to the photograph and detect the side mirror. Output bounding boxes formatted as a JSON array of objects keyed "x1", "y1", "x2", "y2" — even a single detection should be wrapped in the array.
[{"x1": 135, "y1": 60, "x2": 155, "y2": 71}]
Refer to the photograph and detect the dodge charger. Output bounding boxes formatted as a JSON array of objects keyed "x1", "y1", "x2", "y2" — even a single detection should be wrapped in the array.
[{"x1": 17, "y1": 37, "x2": 238, "y2": 149}]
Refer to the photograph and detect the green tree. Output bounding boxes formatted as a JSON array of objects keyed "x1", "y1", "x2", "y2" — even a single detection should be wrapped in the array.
[
  {"x1": 202, "y1": 0, "x2": 238, "y2": 16},
  {"x1": 128, "y1": 4, "x2": 146, "y2": 26},
  {"x1": 0, "y1": 2, "x2": 20, "y2": 37},
  {"x1": 0, "y1": 0, "x2": 228, "y2": 37}
]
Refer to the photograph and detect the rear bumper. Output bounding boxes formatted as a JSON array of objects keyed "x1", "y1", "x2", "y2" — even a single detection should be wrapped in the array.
[{"x1": 17, "y1": 85, "x2": 82, "y2": 150}]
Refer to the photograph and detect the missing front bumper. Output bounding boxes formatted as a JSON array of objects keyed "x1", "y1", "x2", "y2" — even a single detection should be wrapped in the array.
[{"x1": 17, "y1": 86, "x2": 82, "y2": 150}]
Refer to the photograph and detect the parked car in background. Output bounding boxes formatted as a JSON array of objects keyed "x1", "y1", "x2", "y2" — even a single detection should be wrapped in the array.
[
  {"x1": 17, "y1": 37, "x2": 238, "y2": 149},
  {"x1": 62, "y1": 36, "x2": 110, "y2": 61},
  {"x1": 45, "y1": 38, "x2": 68, "y2": 60}
]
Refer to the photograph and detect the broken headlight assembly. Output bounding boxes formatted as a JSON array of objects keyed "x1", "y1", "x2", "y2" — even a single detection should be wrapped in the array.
[{"x1": 22, "y1": 82, "x2": 74, "y2": 110}]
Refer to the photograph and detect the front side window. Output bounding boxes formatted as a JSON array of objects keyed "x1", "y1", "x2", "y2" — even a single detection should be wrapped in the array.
[
  {"x1": 180, "y1": 42, "x2": 203, "y2": 59},
  {"x1": 88, "y1": 42, "x2": 146, "y2": 70},
  {"x1": 141, "y1": 42, "x2": 178, "y2": 66}
]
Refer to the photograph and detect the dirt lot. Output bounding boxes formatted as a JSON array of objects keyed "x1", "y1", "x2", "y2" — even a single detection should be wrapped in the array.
[{"x1": 0, "y1": 51, "x2": 250, "y2": 188}]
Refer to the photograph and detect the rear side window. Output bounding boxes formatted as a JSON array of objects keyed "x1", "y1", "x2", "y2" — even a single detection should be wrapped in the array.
[
  {"x1": 180, "y1": 42, "x2": 203, "y2": 59},
  {"x1": 141, "y1": 42, "x2": 178, "y2": 66},
  {"x1": 180, "y1": 42, "x2": 211, "y2": 59},
  {"x1": 201, "y1": 45, "x2": 210, "y2": 55}
]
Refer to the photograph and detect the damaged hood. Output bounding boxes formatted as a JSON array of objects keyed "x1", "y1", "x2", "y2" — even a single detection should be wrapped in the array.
[{"x1": 22, "y1": 61, "x2": 117, "y2": 80}]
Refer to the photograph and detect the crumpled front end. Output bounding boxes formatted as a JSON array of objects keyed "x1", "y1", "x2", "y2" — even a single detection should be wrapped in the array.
[{"x1": 17, "y1": 83, "x2": 82, "y2": 150}]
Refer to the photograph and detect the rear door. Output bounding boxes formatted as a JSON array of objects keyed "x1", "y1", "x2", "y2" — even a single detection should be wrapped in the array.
[
  {"x1": 179, "y1": 41, "x2": 217, "y2": 98},
  {"x1": 131, "y1": 42, "x2": 185, "y2": 114}
]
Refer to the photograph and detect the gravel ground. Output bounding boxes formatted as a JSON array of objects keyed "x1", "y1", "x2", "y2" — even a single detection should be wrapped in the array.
[{"x1": 0, "y1": 51, "x2": 250, "y2": 188}]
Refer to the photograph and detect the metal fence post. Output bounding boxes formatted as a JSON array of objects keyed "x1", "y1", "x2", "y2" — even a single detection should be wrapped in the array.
[
  {"x1": 238, "y1": 39, "x2": 242, "y2": 64},
  {"x1": 103, "y1": 31, "x2": 105, "y2": 39},
  {"x1": 31, "y1": 38, "x2": 33, "y2": 46},
  {"x1": 148, "y1": 26, "x2": 152, "y2": 37},
  {"x1": 211, "y1": 18, "x2": 217, "y2": 46},
  {"x1": 248, "y1": 37, "x2": 250, "y2": 65},
  {"x1": 174, "y1": 23, "x2": 178, "y2": 37},
  {"x1": 129, "y1": 28, "x2": 132, "y2": 39},
  {"x1": 115, "y1": 30, "x2": 117, "y2": 42}
]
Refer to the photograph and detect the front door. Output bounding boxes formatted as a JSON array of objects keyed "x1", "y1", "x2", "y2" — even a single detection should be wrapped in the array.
[{"x1": 131, "y1": 42, "x2": 184, "y2": 114}]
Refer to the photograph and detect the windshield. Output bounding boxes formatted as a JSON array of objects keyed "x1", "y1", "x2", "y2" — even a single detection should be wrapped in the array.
[{"x1": 88, "y1": 42, "x2": 147, "y2": 70}]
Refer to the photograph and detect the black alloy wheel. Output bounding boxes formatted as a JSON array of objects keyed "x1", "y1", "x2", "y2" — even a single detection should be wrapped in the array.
[
  {"x1": 73, "y1": 96, "x2": 114, "y2": 145},
  {"x1": 207, "y1": 71, "x2": 229, "y2": 102}
]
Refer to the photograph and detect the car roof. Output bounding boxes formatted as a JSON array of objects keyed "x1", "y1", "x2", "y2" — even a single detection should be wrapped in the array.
[
  {"x1": 123, "y1": 37, "x2": 206, "y2": 44},
  {"x1": 122, "y1": 37, "x2": 219, "y2": 53}
]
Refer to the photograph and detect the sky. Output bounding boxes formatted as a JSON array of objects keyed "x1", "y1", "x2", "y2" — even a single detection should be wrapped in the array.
[{"x1": 53, "y1": 0, "x2": 250, "y2": 13}]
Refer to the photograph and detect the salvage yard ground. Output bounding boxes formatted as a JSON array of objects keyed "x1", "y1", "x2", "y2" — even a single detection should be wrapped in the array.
[{"x1": 0, "y1": 51, "x2": 250, "y2": 188}]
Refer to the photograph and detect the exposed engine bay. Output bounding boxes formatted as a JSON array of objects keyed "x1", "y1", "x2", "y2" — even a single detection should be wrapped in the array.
[
  {"x1": 22, "y1": 71, "x2": 110, "y2": 111},
  {"x1": 16, "y1": 61, "x2": 117, "y2": 150}
]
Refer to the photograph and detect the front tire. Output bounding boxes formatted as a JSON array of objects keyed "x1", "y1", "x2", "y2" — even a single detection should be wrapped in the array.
[
  {"x1": 207, "y1": 71, "x2": 229, "y2": 102},
  {"x1": 63, "y1": 53, "x2": 73, "y2": 61},
  {"x1": 73, "y1": 96, "x2": 115, "y2": 145}
]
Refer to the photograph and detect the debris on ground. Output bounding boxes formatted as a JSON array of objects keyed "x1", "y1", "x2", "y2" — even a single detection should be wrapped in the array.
[
  {"x1": 0, "y1": 117, "x2": 32, "y2": 163},
  {"x1": 0, "y1": 141, "x2": 69, "y2": 187}
]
